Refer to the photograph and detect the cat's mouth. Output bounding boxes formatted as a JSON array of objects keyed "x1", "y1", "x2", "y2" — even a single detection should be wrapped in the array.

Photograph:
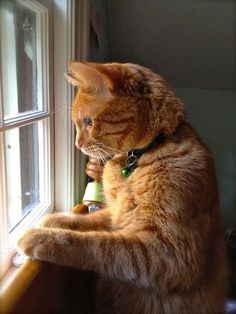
[{"x1": 81, "y1": 144, "x2": 116, "y2": 162}]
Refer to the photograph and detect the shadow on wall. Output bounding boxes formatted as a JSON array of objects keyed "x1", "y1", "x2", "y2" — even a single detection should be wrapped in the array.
[
  {"x1": 89, "y1": 0, "x2": 111, "y2": 62},
  {"x1": 176, "y1": 88, "x2": 236, "y2": 227},
  {"x1": 89, "y1": 0, "x2": 236, "y2": 227}
]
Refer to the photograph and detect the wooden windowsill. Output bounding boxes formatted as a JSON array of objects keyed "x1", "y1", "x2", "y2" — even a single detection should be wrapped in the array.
[
  {"x1": 0, "y1": 250, "x2": 17, "y2": 282},
  {"x1": 0, "y1": 259, "x2": 42, "y2": 314},
  {"x1": 0, "y1": 206, "x2": 93, "y2": 314},
  {"x1": 0, "y1": 258, "x2": 96, "y2": 314}
]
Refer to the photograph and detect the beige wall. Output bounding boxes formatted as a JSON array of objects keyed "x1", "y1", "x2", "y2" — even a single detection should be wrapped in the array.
[
  {"x1": 90, "y1": 0, "x2": 236, "y2": 226},
  {"x1": 107, "y1": 0, "x2": 236, "y2": 90},
  {"x1": 176, "y1": 88, "x2": 236, "y2": 226}
]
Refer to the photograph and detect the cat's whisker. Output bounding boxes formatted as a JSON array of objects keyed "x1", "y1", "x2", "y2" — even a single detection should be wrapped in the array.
[
  {"x1": 96, "y1": 148, "x2": 109, "y2": 164},
  {"x1": 96, "y1": 143, "x2": 124, "y2": 154},
  {"x1": 85, "y1": 145, "x2": 110, "y2": 166},
  {"x1": 96, "y1": 151, "x2": 106, "y2": 179},
  {"x1": 96, "y1": 147, "x2": 116, "y2": 164},
  {"x1": 97, "y1": 147, "x2": 126, "y2": 170},
  {"x1": 96, "y1": 146, "x2": 113, "y2": 158}
]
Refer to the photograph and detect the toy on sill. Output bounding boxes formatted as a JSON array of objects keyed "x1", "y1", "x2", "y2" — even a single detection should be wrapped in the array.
[
  {"x1": 72, "y1": 157, "x2": 106, "y2": 214},
  {"x1": 82, "y1": 181, "x2": 105, "y2": 213}
]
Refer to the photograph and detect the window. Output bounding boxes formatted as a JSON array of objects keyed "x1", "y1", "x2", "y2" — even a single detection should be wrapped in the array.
[
  {"x1": 0, "y1": 0, "x2": 88, "y2": 266},
  {"x1": 0, "y1": 0, "x2": 53, "y2": 261}
]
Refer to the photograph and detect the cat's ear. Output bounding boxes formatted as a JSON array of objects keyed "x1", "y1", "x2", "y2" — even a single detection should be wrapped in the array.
[
  {"x1": 65, "y1": 61, "x2": 111, "y2": 95},
  {"x1": 64, "y1": 72, "x2": 80, "y2": 86}
]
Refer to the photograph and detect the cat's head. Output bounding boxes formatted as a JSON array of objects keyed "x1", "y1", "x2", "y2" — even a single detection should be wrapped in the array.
[{"x1": 65, "y1": 62, "x2": 185, "y2": 160}]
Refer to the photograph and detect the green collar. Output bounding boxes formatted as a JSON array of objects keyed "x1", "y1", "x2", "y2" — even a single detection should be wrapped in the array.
[{"x1": 121, "y1": 133, "x2": 165, "y2": 177}]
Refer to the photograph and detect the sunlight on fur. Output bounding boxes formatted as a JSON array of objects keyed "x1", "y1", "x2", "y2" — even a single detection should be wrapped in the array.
[{"x1": 18, "y1": 62, "x2": 228, "y2": 314}]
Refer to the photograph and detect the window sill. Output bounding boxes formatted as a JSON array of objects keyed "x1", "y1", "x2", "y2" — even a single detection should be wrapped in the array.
[
  {"x1": 0, "y1": 206, "x2": 90, "y2": 313},
  {"x1": 0, "y1": 258, "x2": 96, "y2": 314},
  {"x1": 0, "y1": 258, "x2": 42, "y2": 314}
]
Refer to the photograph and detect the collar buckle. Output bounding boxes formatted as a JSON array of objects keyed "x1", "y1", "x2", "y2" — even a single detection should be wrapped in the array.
[{"x1": 127, "y1": 151, "x2": 137, "y2": 167}]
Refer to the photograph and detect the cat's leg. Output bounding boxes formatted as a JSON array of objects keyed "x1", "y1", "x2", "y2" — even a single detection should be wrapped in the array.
[
  {"x1": 18, "y1": 228, "x2": 153, "y2": 288},
  {"x1": 18, "y1": 227, "x2": 227, "y2": 314},
  {"x1": 38, "y1": 208, "x2": 111, "y2": 231}
]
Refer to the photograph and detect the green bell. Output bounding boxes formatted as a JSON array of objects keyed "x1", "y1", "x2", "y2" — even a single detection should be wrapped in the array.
[{"x1": 121, "y1": 167, "x2": 132, "y2": 177}]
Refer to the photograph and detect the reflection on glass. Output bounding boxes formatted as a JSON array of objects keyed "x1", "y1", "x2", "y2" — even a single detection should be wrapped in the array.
[
  {"x1": 0, "y1": 0, "x2": 41, "y2": 118},
  {"x1": 5, "y1": 123, "x2": 40, "y2": 231}
]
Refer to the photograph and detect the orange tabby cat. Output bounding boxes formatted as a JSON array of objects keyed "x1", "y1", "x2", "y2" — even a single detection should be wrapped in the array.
[{"x1": 18, "y1": 62, "x2": 228, "y2": 313}]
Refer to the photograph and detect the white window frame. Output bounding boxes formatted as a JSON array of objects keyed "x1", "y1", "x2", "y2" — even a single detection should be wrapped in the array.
[
  {"x1": 0, "y1": 0, "x2": 89, "y2": 265},
  {"x1": 0, "y1": 0, "x2": 53, "y2": 261},
  {"x1": 54, "y1": 0, "x2": 88, "y2": 211}
]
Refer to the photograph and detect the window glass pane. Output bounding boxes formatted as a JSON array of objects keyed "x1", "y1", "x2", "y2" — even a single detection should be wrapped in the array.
[
  {"x1": 5, "y1": 122, "x2": 40, "y2": 231},
  {"x1": 0, "y1": 0, "x2": 42, "y2": 118}
]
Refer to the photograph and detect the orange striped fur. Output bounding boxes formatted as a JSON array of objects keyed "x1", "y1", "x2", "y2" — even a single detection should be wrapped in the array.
[{"x1": 18, "y1": 62, "x2": 228, "y2": 313}]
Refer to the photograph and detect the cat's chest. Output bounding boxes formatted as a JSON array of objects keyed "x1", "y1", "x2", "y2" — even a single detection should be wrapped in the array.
[
  {"x1": 103, "y1": 156, "x2": 136, "y2": 220},
  {"x1": 103, "y1": 156, "x2": 129, "y2": 200},
  {"x1": 102, "y1": 155, "x2": 159, "y2": 229}
]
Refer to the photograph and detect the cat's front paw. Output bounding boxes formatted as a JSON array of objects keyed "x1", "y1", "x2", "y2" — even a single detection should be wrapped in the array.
[
  {"x1": 17, "y1": 228, "x2": 53, "y2": 260},
  {"x1": 38, "y1": 214, "x2": 70, "y2": 229}
]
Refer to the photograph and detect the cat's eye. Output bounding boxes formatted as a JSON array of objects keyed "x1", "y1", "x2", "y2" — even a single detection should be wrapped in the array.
[{"x1": 84, "y1": 116, "x2": 93, "y2": 127}]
